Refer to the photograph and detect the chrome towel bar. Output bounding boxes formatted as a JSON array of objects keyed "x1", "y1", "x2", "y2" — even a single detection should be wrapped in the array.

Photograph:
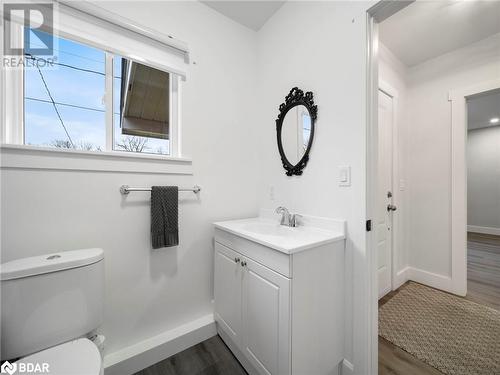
[{"x1": 120, "y1": 185, "x2": 201, "y2": 195}]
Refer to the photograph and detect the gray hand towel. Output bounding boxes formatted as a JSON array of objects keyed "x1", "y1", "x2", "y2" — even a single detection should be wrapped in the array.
[{"x1": 151, "y1": 186, "x2": 179, "y2": 249}]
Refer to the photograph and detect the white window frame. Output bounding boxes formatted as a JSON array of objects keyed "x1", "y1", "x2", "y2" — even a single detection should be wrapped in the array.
[{"x1": 2, "y1": 14, "x2": 182, "y2": 159}]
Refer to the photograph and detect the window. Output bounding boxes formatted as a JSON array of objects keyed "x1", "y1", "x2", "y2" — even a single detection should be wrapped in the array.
[
  {"x1": 15, "y1": 28, "x2": 178, "y2": 156},
  {"x1": 24, "y1": 29, "x2": 106, "y2": 151},
  {"x1": 113, "y1": 56, "x2": 171, "y2": 155}
]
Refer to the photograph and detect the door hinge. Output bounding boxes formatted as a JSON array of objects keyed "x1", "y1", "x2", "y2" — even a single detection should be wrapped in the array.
[{"x1": 366, "y1": 220, "x2": 372, "y2": 232}]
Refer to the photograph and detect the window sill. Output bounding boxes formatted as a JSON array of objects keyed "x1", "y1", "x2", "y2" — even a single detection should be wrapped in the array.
[{"x1": 0, "y1": 144, "x2": 193, "y2": 175}]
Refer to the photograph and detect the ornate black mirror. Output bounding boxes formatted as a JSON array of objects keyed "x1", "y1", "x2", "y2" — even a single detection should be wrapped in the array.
[{"x1": 276, "y1": 87, "x2": 317, "y2": 176}]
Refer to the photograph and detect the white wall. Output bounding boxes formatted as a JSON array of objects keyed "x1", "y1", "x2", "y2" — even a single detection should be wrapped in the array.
[
  {"x1": 1, "y1": 0, "x2": 259, "y2": 359},
  {"x1": 378, "y1": 43, "x2": 410, "y2": 284},
  {"x1": 407, "y1": 33, "x2": 500, "y2": 281},
  {"x1": 255, "y1": 1, "x2": 373, "y2": 369},
  {"x1": 467, "y1": 126, "x2": 500, "y2": 232}
]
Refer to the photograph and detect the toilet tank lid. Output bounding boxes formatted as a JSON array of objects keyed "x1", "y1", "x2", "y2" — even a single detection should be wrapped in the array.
[{"x1": 1, "y1": 248, "x2": 104, "y2": 281}]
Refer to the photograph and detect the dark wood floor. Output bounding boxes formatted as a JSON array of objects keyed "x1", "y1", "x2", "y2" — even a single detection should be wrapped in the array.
[
  {"x1": 133, "y1": 335, "x2": 246, "y2": 375},
  {"x1": 379, "y1": 232, "x2": 500, "y2": 375},
  {"x1": 466, "y1": 232, "x2": 500, "y2": 310}
]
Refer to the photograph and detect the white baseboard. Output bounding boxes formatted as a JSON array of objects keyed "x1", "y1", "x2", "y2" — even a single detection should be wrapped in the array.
[
  {"x1": 467, "y1": 225, "x2": 500, "y2": 236},
  {"x1": 104, "y1": 314, "x2": 216, "y2": 375},
  {"x1": 393, "y1": 266, "x2": 410, "y2": 290},
  {"x1": 407, "y1": 267, "x2": 453, "y2": 294},
  {"x1": 340, "y1": 359, "x2": 354, "y2": 375}
]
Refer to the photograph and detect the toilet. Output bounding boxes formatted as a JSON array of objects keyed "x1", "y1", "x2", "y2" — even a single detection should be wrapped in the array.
[{"x1": 1, "y1": 248, "x2": 104, "y2": 374}]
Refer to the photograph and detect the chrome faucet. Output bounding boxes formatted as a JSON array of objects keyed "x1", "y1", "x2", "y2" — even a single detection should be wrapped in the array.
[
  {"x1": 275, "y1": 207, "x2": 302, "y2": 227},
  {"x1": 275, "y1": 206, "x2": 291, "y2": 226}
]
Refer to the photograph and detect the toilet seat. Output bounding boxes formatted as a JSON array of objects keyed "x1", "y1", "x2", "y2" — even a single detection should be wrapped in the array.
[{"x1": 19, "y1": 338, "x2": 102, "y2": 375}]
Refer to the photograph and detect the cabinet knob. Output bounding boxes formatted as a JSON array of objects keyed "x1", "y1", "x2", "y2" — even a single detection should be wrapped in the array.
[
  {"x1": 241, "y1": 261, "x2": 247, "y2": 267},
  {"x1": 234, "y1": 257, "x2": 240, "y2": 263}
]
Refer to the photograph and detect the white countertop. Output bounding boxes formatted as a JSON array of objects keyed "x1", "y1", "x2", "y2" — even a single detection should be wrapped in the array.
[{"x1": 214, "y1": 212, "x2": 345, "y2": 254}]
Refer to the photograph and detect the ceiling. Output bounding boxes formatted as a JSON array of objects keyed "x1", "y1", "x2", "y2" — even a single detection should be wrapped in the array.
[
  {"x1": 468, "y1": 89, "x2": 500, "y2": 131},
  {"x1": 201, "y1": 1, "x2": 285, "y2": 31},
  {"x1": 379, "y1": 0, "x2": 500, "y2": 67}
]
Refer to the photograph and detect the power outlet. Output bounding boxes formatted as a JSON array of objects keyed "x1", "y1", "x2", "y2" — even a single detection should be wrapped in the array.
[{"x1": 269, "y1": 185, "x2": 275, "y2": 201}]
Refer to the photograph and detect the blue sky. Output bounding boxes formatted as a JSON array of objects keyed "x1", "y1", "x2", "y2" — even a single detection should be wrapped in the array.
[
  {"x1": 25, "y1": 29, "x2": 106, "y2": 149},
  {"x1": 24, "y1": 29, "x2": 170, "y2": 154}
]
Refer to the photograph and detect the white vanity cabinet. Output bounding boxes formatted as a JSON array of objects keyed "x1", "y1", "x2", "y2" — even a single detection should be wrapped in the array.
[
  {"x1": 215, "y1": 241, "x2": 290, "y2": 375},
  {"x1": 214, "y1": 216, "x2": 346, "y2": 375}
]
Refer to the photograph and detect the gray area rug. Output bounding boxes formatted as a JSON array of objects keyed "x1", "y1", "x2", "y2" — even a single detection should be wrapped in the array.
[{"x1": 379, "y1": 282, "x2": 500, "y2": 375}]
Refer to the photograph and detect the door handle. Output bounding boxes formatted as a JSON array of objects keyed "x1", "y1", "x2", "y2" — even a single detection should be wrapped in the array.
[{"x1": 387, "y1": 204, "x2": 397, "y2": 212}]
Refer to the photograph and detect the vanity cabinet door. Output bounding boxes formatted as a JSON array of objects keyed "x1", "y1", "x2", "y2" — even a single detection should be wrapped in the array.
[
  {"x1": 242, "y1": 257, "x2": 291, "y2": 375},
  {"x1": 214, "y1": 243, "x2": 243, "y2": 346}
]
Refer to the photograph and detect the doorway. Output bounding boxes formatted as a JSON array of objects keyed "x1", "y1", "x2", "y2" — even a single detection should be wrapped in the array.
[
  {"x1": 367, "y1": 1, "x2": 500, "y2": 374},
  {"x1": 465, "y1": 88, "x2": 500, "y2": 310}
]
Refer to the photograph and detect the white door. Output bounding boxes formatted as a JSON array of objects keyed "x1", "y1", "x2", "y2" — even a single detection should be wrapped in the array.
[
  {"x1": 378, "y1": 89, "x2": 395, "y2": 298},
  {"x1": 214, "y1": 242, "x2": 243, "y2": 345},
  {"x1": 242, "y1": 257, "x2": 290, "y2": 375}
]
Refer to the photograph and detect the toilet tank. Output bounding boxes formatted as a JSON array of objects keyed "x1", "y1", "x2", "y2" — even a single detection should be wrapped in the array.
[{"x1": 1, "y1": 248, "x2": 104, "y2": 360}]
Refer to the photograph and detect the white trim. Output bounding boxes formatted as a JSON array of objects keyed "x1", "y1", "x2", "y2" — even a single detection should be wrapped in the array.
[
  {"x1": 407, "y1": 267, "x2": 453, "y2": 294},
  {"x1": 340, "y1": 358, "x2": 354, "y2": 375},
  {"x1": 104, "y1": 314, "x2": 216, "y2": 375},
  {"x1": 0, "y1": 144, "x2": 193, "y2": 175},
  {"x1": 364, "y1": 13, "x2": 378, "y2": 375},
  {"x1": 393, "y1": 266, "x2": 409, "y2": 290},
  {"x1": 449, "y1": 79, "x2": 500, "y2": 297},
  {"x1": 467, "y1": 225, "x2": 500, "y2": 236},
  {"x1": 105, "y1": 52, "x2": 114, "y2": 152},
  {"x1": 3, "y1": 20, "x2": 24, "y2": 145}
]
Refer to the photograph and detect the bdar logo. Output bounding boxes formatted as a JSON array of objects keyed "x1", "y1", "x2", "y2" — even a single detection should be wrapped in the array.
[{"x1": 1, "y1": 361, "x2": 17, "y2": 375}]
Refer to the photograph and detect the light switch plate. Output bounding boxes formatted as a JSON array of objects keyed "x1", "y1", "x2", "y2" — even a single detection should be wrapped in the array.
[{"x1": 339, "y1": 166, "x2": 351, "y2": 187}]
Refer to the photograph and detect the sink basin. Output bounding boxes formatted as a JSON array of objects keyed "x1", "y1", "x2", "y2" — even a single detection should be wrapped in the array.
[
  {"x1": 214, "y1": 213, "x2": 345, "y2": 254},
  {"x1": 241, "y1": 222, "x2": 294, "y2": 236}
]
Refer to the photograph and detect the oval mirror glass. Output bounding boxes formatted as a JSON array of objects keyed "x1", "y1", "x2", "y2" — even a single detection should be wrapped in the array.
[{"x1": 280, "y1": 104, "x2": 312, "y2": 166}]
